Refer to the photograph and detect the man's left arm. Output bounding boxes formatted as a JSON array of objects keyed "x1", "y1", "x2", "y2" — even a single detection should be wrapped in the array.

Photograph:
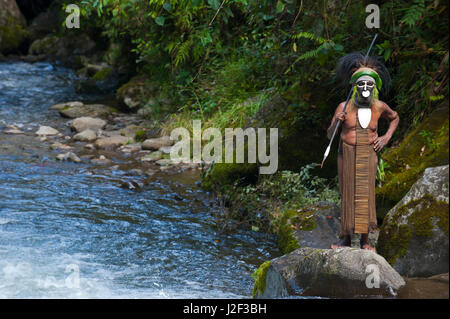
[{"x1": 374, "y1": 102, "x2": 399, "y2": 152}]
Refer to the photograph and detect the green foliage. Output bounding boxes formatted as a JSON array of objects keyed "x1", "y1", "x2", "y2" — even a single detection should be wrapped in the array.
[
  {"x1": 399, "y1": 0, "x2": 426, "y2": 27},
  {"x1": 251, "y1": 261, "x2": 271, "y2": 298},
  {"x1": 376, "y1": 158, "x2": 389, "y2": 186},
  {"x1": 209, "y1": 163, "x2": 339, "y2": 233}
]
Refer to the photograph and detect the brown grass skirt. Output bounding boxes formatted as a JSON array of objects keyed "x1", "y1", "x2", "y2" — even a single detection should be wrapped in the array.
[{"x1": 338, "y1": 140, "x2": 378, "y2": 236}]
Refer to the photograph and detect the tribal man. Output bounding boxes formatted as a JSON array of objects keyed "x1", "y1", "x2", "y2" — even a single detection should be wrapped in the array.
[{"x1": 327, "y1": 52, "x2": 399, "y2": 252}]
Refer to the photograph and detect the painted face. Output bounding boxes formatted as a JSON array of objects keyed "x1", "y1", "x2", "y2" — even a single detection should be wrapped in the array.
[{"x1": 354, "y1": 76, "x2": 375, "y2": 108}]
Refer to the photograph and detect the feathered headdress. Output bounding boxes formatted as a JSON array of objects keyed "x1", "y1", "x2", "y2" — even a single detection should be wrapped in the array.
[{"x1": 336, "y1": 52, "x2": 391, "y2": 97}]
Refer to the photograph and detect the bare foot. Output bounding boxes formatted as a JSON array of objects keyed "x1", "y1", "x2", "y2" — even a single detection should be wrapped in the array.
[
  {"x1": 331, "y1": 236, "x2": 351, "y2": 249},
  {"x1": 361, "y1": 243, "x2": 376, "y2": 253},
  {"x1": 360, "y1": 234, "x2": 376, "y2": 252}
]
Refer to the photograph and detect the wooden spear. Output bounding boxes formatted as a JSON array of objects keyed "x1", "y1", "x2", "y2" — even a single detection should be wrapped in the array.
[{"x1": 320, "y1": 33, "x2": 379, "y2": 168}]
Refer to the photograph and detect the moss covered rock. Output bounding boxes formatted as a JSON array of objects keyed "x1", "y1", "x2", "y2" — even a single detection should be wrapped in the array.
[
  {"x1": 254, "y1": 247, "x2": 405, "y2": 298},
  {"x1": 0, "y1": 0, "x2": 28, "y2": 54},
  {"x1": 116, "y1": 76, "x2": 159, "y2": 112},
  {"x1": 377, "y1": 165, "x2": 449, "y2": 277},
  {"x1": 376, "y1": 107, "x2": 449, "y2": 217}
]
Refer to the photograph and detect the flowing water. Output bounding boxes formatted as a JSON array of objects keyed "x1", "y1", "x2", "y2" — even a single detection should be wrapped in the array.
[{"x1": 0, "y1": 61, "x2": 279, "y2": 298}]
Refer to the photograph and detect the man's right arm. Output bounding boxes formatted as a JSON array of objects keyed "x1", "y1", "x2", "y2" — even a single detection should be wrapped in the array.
[{"x1": 327, "y1": 102, "x2": 346, "y2": 139}]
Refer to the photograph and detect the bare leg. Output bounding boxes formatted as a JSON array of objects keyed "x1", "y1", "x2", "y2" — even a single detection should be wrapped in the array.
[
  {"x1": 360, "y1": 233, "x2": 376, "y2": 252},
  {"x1": 331, "y1": 143, "x2": 347, "y2": 249},
  {"x1": 331, "y1": 235, "x2": 351, "y2": 249},
  {"x1": 338, "y1": 146, "x2": 343, "y2": 196}
]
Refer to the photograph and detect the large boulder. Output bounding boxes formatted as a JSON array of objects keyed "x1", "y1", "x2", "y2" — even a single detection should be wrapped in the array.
[
  {"x1": 115, "y1": 75, "x2": 172, "y2": 113},
  {"x1": 376, "y1": 107, "x2": 449, "y2": 218},
  {"x1": 377, "y1": 165, "x2": 449, "y2": 277},
  {"x1": 28, "y1": 33, "x2": 96, "y2": 65},
  {"x1": 75, "y1": 64, "x2": 120, "y2": 94},
  {"x1": 27, "y1": 10, "x2": 59, "y2": 42},
  {"x1": 253, "y1": 247, "x2": 405, "y2": 298},
  {"x1": 116, "y1": 76, "x2": 156, "y2": 111},
  {"x1": 0, "y1": 0, "x2": 28, "y2": 53}
]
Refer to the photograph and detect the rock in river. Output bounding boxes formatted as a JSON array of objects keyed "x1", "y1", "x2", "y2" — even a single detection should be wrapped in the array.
[
  {"x1": 140, "y1": 151, "x2": 163, "y2": 162},
  {"x1": 71, "y1": 117, "x2": 106, "y2": 133},
  {"x1": 51, "y1": 101, "x2": 114, "y2": 119},
  {"x1": 141, "y1": 136, "x2": 174, "y2": 151},
  {"x1": 95, "y1": 136, "x2": 129, "y2": 150},
  {"x1": 56, "y1": 152, "x2": 81, "y2": 163},
  {"x1": 253, "y1": 247, "x2": 406, "y2": 298},
  {"x1": 73, "y1": 129, "x2": 97, "y2": 142},
  {"x1": 35, "y1": 125, "x2": 59, "y2": 136}
]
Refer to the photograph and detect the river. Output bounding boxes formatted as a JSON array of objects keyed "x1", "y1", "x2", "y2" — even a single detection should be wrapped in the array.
[{"x1": 0, "y1": 61, "x2": 279, "y2": 298}]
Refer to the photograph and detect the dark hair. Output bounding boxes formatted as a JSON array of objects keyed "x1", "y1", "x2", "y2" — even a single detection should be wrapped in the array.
[{"x1": 336, "y1": 52, "x2": 391, "y2": 97}]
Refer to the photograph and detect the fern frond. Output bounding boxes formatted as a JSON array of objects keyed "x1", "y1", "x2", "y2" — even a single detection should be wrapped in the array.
[
  {"x1": 292, "y1": 31, "x2": 327, "y2": 44},
  {"x1": 400, "y1": 0, "x2": 425, "y2": 27}
]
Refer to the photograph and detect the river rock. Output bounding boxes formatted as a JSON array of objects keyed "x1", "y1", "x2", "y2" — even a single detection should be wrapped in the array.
[
  {"x1": 56, "y1": 152, "x2": 81, "y2": 163},
  {"x1": 119, "y1": 124, "x2": 145, "y2": 138},
  {"x1": 73, "y1": 129, "x2": 97, "y2": 142},
  {"x1": 141, "y1": 136, "x2": 174, "y2": 151},
  {"x1": 71, "y1": 117, "x2": 106, "y2": 133},
  {"x1": 3, "y1": 124, "x2": 24, "y2": 134},
  {"x1": 50, "y1": 101, "x2": 83, "y2": 111},
  {"x1": 155, "y1": 158, "x2": 173, "y2": 166},
  {"x1": 95, "y1": 136, "x2": 129, "y2": 150},
  {"x1": 140, "y1": 151, "x2": 163, "y2": 162},
  {"x1": 50, "y1": 142, "x2": 73, "y2": 151},
  {"x1": 159, "y1": 146, "x2": 173, "y2": 154},
  {"x1": 35, "y1": 125, "x2": 59, "y2": 136},
  {"x1": 377, "y1": 165, "x2": 449, "y2": 277},
  {"x1": 53, "y1": 102, "x2": 114, "y2": 119},
  {"x1": 254, "y1": 247, "x2": 406, "y2": 298},
  {"x1": 84, "y1": 143, "x2": 95, "y2": 150},
  {"x1": 119, "y1": 144, "x2": 141, "y2": 153},
  {"x1": 0, "y1": 0, "x2": 27, "y2": 54},
  {"x1": 90, "y1": 155, "x2": 111, "y2": 165}
]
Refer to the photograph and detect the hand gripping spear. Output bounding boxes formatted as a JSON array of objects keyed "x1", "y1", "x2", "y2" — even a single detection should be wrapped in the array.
[{"x1": 320, "y1": 33, "x2": 379, "y2": 168}]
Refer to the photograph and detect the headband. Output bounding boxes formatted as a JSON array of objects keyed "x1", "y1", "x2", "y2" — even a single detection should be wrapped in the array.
[{"x1": 350, "y1": 68, "x2": 382, "y2": 90}]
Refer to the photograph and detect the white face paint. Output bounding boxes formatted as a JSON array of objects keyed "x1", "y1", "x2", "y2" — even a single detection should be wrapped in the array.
[{"x1": 357, "y1": 80, "x2": 375, "y2": 98}]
